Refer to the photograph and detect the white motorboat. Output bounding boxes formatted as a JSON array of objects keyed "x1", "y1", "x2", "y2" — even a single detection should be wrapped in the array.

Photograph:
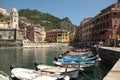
[
  {"x1": 35, "y1": 64, "x2": 79, "y2": 79},
  {"x1": 11, "y1": 67, "x2": 70, "y2": 80}
]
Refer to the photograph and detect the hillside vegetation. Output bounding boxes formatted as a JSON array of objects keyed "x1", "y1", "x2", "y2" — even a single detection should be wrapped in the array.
[
  {"x1": 0, "y1": 13, "x2": 9, "y2": 21},
  {"x1": 19, "y1": 9, "x2": 76, "y2": 31}
]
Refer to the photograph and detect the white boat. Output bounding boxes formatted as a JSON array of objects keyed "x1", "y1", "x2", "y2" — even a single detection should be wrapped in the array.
[
  {"x1": 53, "y1": 52, "x2": 98, "y2": 72},
  {"x1": 0, "y1": 71, "x2": 9, "y2": 80},
  {"x1": 35, "y1": 64, "x2": 79, "y2": 79},
  {"x1": 11, "y1": 67, "x2": 70, "y2": 80},
  {"x1": 53, "y1": 61, "x2": 95, "y2": 72}
]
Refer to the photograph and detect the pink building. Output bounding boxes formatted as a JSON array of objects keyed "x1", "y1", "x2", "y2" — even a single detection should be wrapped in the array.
[
  {"x1": 19, "y1": 22, "x2": 46, "y2": 43},
  {"x1": 79, "y1": 0, "x2": 120, "y2": 45},
  {"x1": 92, "y1": 0, "x2": 120, "y2": 42},
  {"x1": 0, "y1": 6, "x2": 9, "y2": 16},
  {"x1": 79, "y1": 18, "x2": 92, "y2": 41}
]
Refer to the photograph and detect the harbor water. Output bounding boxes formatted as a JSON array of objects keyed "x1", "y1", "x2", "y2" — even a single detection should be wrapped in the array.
[{"x1": 0, "y1": 47, "x2": 102, "y2": 80}]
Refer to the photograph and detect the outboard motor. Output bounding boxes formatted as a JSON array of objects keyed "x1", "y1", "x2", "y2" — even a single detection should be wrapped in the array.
[
  {"x1": 58, "y1": 54, "x2": 63, "y2": 59},
  {"x1": 66, "y1": 51, "x2": 69, "y2": 54},
  {"x1": 34, "y1": 62, "x2": 39, "y2": 71},
  {"x1": 10, "y1": 64, "x2": 16, "y2": 70},
  {"x1": 54, "y1": 57, "x2": 59, "y2": 61}
]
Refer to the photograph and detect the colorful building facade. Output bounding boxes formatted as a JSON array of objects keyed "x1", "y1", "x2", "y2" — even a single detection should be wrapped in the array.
[
  {"x1": 79, "y1": 0, "x2": 120, "y2": 44},
  {"x1": 92, "y1": 1, "x2": 120, "y2": 41},
  {"x1": 46, "y1": 29, "x2": 70, "y2": 43},
  {"x1": 0, "y1": 21, "x2": 9, "y2": 28},
  {"x1": 79, "y1": 18, "x2": 92, "y2": 42},
  {"x1": 22, "y1": 25, "x2": 46, "y2": 43}
]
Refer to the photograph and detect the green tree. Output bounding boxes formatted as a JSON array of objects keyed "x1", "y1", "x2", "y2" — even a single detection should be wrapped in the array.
[{"x1": 45, "y1": 38, "x2": 55, "y2": 43}]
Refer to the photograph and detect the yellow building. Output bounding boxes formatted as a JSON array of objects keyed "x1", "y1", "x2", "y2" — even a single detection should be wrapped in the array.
[
  {"x1": 57, "y1": 30, "x2": 70, "y2": 43},
  {"x1": 46, "y1": 29, "x2": 70, "y2": 43},
  {"x1": 0, "y1": 21, "x2": 9, "y2": 28}
]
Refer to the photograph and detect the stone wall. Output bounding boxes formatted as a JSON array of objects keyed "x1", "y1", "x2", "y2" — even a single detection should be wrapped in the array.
[
  {"x1": 91, "y1": 46, "x2": 120, "y2": 79},
  {"x1": 0, "y1": 40, "x2": 23, "y2": 47}
]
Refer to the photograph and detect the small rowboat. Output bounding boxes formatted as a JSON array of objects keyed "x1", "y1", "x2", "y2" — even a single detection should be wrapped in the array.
[
  {"x1": 11, "y1": 67, "x2": 70, "y2": 80},
  {"x1": 53, "y1": 61, "x2": 95, "y2": 72},
  {"x1": 34, "y1": 64, "x2": 79, "y2": 79},
  {"x1": 65, "y1": 48, "x2": 91, "y2": 56},
  {"x1": 53, "y1": 53, "x2": 98, "y2": 72}
]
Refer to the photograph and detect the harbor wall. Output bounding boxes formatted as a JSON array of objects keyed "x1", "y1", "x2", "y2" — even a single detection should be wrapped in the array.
[
  {"x1": 91, "y1": 46, "x2": 120, "y2": 79},
  {"x1": 23, "y1": 43, "x2": 70, "y2": 48},
  {"x1": 0, "y1": 40, "x2": 23, "y2": 47}
]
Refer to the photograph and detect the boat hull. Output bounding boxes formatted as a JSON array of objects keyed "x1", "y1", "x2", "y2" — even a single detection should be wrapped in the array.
[
  {"x1": 53, "y1": 61, "x2": 95, "y2": 73},
  {"x1": 11, "y1": 68, "x2": 70, "y2": 80},
  {"x1": 36, "y1": 64, "x2": 79, "y2": 79}
]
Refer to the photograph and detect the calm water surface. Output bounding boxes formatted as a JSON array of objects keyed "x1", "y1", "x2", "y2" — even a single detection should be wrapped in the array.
[{"x1": 0, "y1": 47, "x2": 100, "y2": 80}]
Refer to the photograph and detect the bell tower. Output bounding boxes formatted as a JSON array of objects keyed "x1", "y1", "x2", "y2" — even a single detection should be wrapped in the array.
[{"x1": 10, "y1": 7, "x2": 19, "y2": 29}]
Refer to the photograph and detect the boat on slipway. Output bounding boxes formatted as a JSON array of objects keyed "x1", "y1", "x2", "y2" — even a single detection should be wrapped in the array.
[
  {"x1": 34, "y1": 64, "x2": 79, "y2": 79},
  {"x1": 11, "y1": 67, "x2": 70, "y2": 80}
]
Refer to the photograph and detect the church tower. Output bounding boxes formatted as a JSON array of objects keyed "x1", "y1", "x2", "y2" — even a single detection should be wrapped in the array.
[{"x1": 10, "y1": 7, "x2": 19, "y2": 29}]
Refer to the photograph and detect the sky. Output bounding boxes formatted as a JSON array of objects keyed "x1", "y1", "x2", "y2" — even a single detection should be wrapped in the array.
[{"x1": 0, "y1": 0, "x2": 117, "y2": 26}]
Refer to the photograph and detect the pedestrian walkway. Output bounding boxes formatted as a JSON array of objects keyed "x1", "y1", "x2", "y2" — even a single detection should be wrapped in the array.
[{"x1": 103, "y1": 59, "x2": 120, "y2": 80}]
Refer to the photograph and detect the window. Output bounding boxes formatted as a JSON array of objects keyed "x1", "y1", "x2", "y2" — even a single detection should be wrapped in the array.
[
  {"x1": 117, "y1": 4, "x2": 120, "y2": 8},
  {"x1": 106, "y1": 22, "x2": 109, "y2": 27},
  {"x1": 103, "y1": 23, "x2": 105, "y2": 28},
  {"x1": 14, "y1": 19, "x2": 16, "y2": 22},
  {"x1": 114, "y1": 20, "x2": 117, "y2": 26},
  {"x1": 16, "y1": 24, "x2": 18, "y2": 28},
  {"x1": 114, "y1": 13, "x2": 117, "y2": 17},
  {"x1": 58, "y1": 34, "x2": 62, "y2": 36},
  {"x1": 104, "y1": 15, "x2": 109, "y2": 20},
  {"x1": 0, "y1": 35, "x2": 2, "y2": 39},
  {"x1": 9, "y1": 36, "x2": 11, "y2": 39}
]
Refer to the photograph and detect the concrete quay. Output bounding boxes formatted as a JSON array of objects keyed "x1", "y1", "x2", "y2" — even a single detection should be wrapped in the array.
[
  {"x1": 98, "y1": 46, "x2": 120, "y2": 80},
  {"x1": 100, "y1": 46, "x2": 120, "y2": 52},
  {"x1": 103, "y1": 59, "x2": 120, "y2": 80}
]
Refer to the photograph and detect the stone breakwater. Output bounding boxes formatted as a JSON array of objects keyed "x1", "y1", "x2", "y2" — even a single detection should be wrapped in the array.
[{"x1": 23, "y1": 43, "x2": 70, "y2": 48}]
